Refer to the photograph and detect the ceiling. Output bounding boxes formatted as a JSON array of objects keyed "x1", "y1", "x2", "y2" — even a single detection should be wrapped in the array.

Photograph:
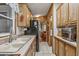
[{"x1": 27, "y1": 3, "x2": 51, "y2": 17}]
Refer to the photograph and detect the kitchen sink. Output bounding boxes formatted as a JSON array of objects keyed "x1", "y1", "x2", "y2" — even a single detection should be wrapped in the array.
[
  {"x1": 11, "y1": 43, "x2": 24, "y2": 48},
  {"x1": 0, "y1": 42, "x2": 24, "y2": 53},
  {"x1": 0, "y1": 35, "x2": 33, "y2": 53}
]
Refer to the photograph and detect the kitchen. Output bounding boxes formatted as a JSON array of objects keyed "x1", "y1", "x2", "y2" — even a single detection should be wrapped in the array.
[{"x1": 0, "y1": 3, "x2": 79, "y2": 56}]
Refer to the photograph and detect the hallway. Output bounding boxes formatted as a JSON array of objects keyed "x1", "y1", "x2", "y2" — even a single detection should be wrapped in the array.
[{"x1": 35, "y1": 42, "x2": 55, "y2": 56}]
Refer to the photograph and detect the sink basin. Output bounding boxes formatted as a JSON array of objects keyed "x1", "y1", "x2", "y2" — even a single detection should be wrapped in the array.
[
  {"x1": 17, "y1": 37, "x2": 30, "y2": 43},
  {"x1": 0, "y1": 42, "x2": 24, "y2": 53},
  {"x1": 0, "y1": 36, "x2": 33, "y2": 53},
  {"x1": 0, "y1": 44, "x2": 9, "y2": 51},
  {"x1": 11, "y1": 43, "x2": 24, "y2": 48},
  {"x1": 21, "y1": 38, "x2": 29, "y2": 42}
]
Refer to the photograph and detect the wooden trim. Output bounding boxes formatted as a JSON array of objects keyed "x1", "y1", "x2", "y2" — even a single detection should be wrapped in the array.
[
  {"x1": 56, "y1": 3, "x2": 63, "y2": 11},
  {"x1": 47, "y1": 3, "x2": 53, "y2": 17},
  {"x1": 54, "y1": 35, "x2": 77, "y2": 48},
  {"x1": 77, "y1": 7, "x2": 79, "y2": 55}
]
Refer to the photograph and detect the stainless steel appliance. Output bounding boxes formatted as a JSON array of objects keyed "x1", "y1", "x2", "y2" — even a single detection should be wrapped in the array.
[
  {"x1": 24, "y1": 20, "x2": 39, "y2": 52},
  {"x1": 62, "y1": 27, "x2": 76, "y2": 42}
]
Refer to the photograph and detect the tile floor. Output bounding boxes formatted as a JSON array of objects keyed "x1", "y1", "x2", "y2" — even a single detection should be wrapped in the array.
[{"x1": 35, "y1": 42, "x2": 55, "y2": 56}]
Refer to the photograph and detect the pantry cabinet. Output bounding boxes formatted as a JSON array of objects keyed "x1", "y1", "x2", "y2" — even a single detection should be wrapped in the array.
[{"x1": 17, "y1": 4, "x2": 31, "y2": 27}]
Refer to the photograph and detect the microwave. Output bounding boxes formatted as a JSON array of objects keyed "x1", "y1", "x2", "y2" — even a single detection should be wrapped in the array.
[{"x1": 62, "y1": 27, "x2": 76, "y2": 42}]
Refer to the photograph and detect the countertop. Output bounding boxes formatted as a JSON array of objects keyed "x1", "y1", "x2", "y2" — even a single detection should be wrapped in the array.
[
  {"x1": 0, "y1": 35, "x2": 36, "y2": 56},
  {"x1": 54, "y1": 35, "x2": 77, "y2": 48},
  {"x1": 0, "y1": 33, "x2": 10, "y2": 38}
]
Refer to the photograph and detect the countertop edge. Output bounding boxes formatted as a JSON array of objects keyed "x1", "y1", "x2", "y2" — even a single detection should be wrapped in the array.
[
  {"x1": 54, "y1": 35, "x2": 77, "y2": 48},
  {"x1": 0, "y1": 35, "x2": 36, "y2": 56},
  {"x1": 17, "y1": 35, "x2": 36, "y2": 56}
]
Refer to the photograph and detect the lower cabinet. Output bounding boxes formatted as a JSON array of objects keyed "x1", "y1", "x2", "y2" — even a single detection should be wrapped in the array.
[
  {"x1": 59, "y1": 40, "x2": 65, "y2": 56},
  {"x1": 27, "y1": 39, "x2": 36, "y2": 56},
  {"x1": 55, "y1": 39, "x2": 59, "y2": 56},
  {"x1": 65, "y1": 44, "x2": 76, "y2": 56},
  {"x1": 27, "y1": 47, "x2": 32, "y2": 56},
  {"x1": 54, "y1": 36, "x2": 76, "y2": 56}
]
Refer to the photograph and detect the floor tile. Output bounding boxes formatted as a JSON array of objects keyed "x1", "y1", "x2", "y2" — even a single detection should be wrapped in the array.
[{"x1": 35, "y1": 42, "x2": 55, "y2": 56}]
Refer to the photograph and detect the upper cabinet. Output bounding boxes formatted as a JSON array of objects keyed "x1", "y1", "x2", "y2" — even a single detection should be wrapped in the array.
[
  {"x1": 61, "y1": 4, "x2": 68, "y2": 27},
  {"x1": 69, "y1": 3, "x2": 79, "y2": 25},
  {"x1": 57, "y1": 3, "x2": 79, "y2": 28},
  {"x1": 17, "y1": 4, "x2": 32, "y2": 27},
  {"x1": 56, "y1": 6, "x2": 61, "y2": 27}
]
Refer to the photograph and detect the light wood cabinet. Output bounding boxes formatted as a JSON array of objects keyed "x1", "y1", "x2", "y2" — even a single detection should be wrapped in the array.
[
  {"x1": 27, "y1": 39, "x2": 36, "y2": 56},
  {"x1": 57, "y1": 3, "x2": 78, "y2": 27},
  {"x1": 59, "y1": 40, "x2": 65, "y2": 56},
  {"x1": 69, "y1": 3, "x2": 78, "y2": 25},
  {"x1": 26, "y1": 8, "x2": 31, "y2": 27},
  {"x1": 65, "y1": 44, "x2": 76, "y2": 56},
  {"x1": 17, "y1": 4, "x2": 31, "y2": 27},
  {"x1": 57, "y1": 7, "x2": 61, "y2": 27},
  {"x1": 17, "y1": 13, "x2": 27, "y2": 27},
  {"x1": 55, "y1": 38, "x2": 59, "y2": 56},
  {"x1": 54, "y1": 36, "x2": 76, "y2": 56},
  {"x1": 61, "y1": 4, "x2": 68, "y2": 27}
]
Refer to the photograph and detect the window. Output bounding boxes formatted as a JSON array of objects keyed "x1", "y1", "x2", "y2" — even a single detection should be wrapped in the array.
[{"x1": 0, "y1": 4, "x2": 13, "y2": 33}]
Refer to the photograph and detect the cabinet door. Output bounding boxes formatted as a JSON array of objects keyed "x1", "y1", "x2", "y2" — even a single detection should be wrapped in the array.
[
  {"x1": 18, "y1": 4, "x2": 27, "y2": 27},
  {"x1": 57, "y1": 7, "x2": 61, "y2": 27},
  {"x1": 69, "y1": 3, "x2": 78, "y2": 25},
  {"x1": 55, "y1": 39, "x2": 59, "y2": 56},
  {"x1": 17, "y1": 13, "x2": 23, "y2": 27},
  {"x1": 26, "y1": 8, "x2": 31, "y2": 27},
  {"x1": 65, "y1": 44, "x2": 76, "y2": 56},
  {"x1": 26, "y1": 47, "x2": 32, "y2": 56},
  {"x1": 61, "y1": 4, "x2": 68, "y2": 27},
  {"x1": 59, "y1": 40, "x2": 65, "y2": 56}
]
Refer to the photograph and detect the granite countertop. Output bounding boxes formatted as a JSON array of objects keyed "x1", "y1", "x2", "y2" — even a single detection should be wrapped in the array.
[
  {"x1": 54, "y1": 35, "x2": 77, "y2": 48},
  {"x1": 0, "y1": 33, "x2": 10, "y2": 38},
  {"x1": 0, "y1": 35, "x2": 36, "y2": 56}
]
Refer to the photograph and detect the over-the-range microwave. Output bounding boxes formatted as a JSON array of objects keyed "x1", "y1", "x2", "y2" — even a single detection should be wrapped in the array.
[{"x1": 62, "y1": 27, "x2": 76, "y2": 42}]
